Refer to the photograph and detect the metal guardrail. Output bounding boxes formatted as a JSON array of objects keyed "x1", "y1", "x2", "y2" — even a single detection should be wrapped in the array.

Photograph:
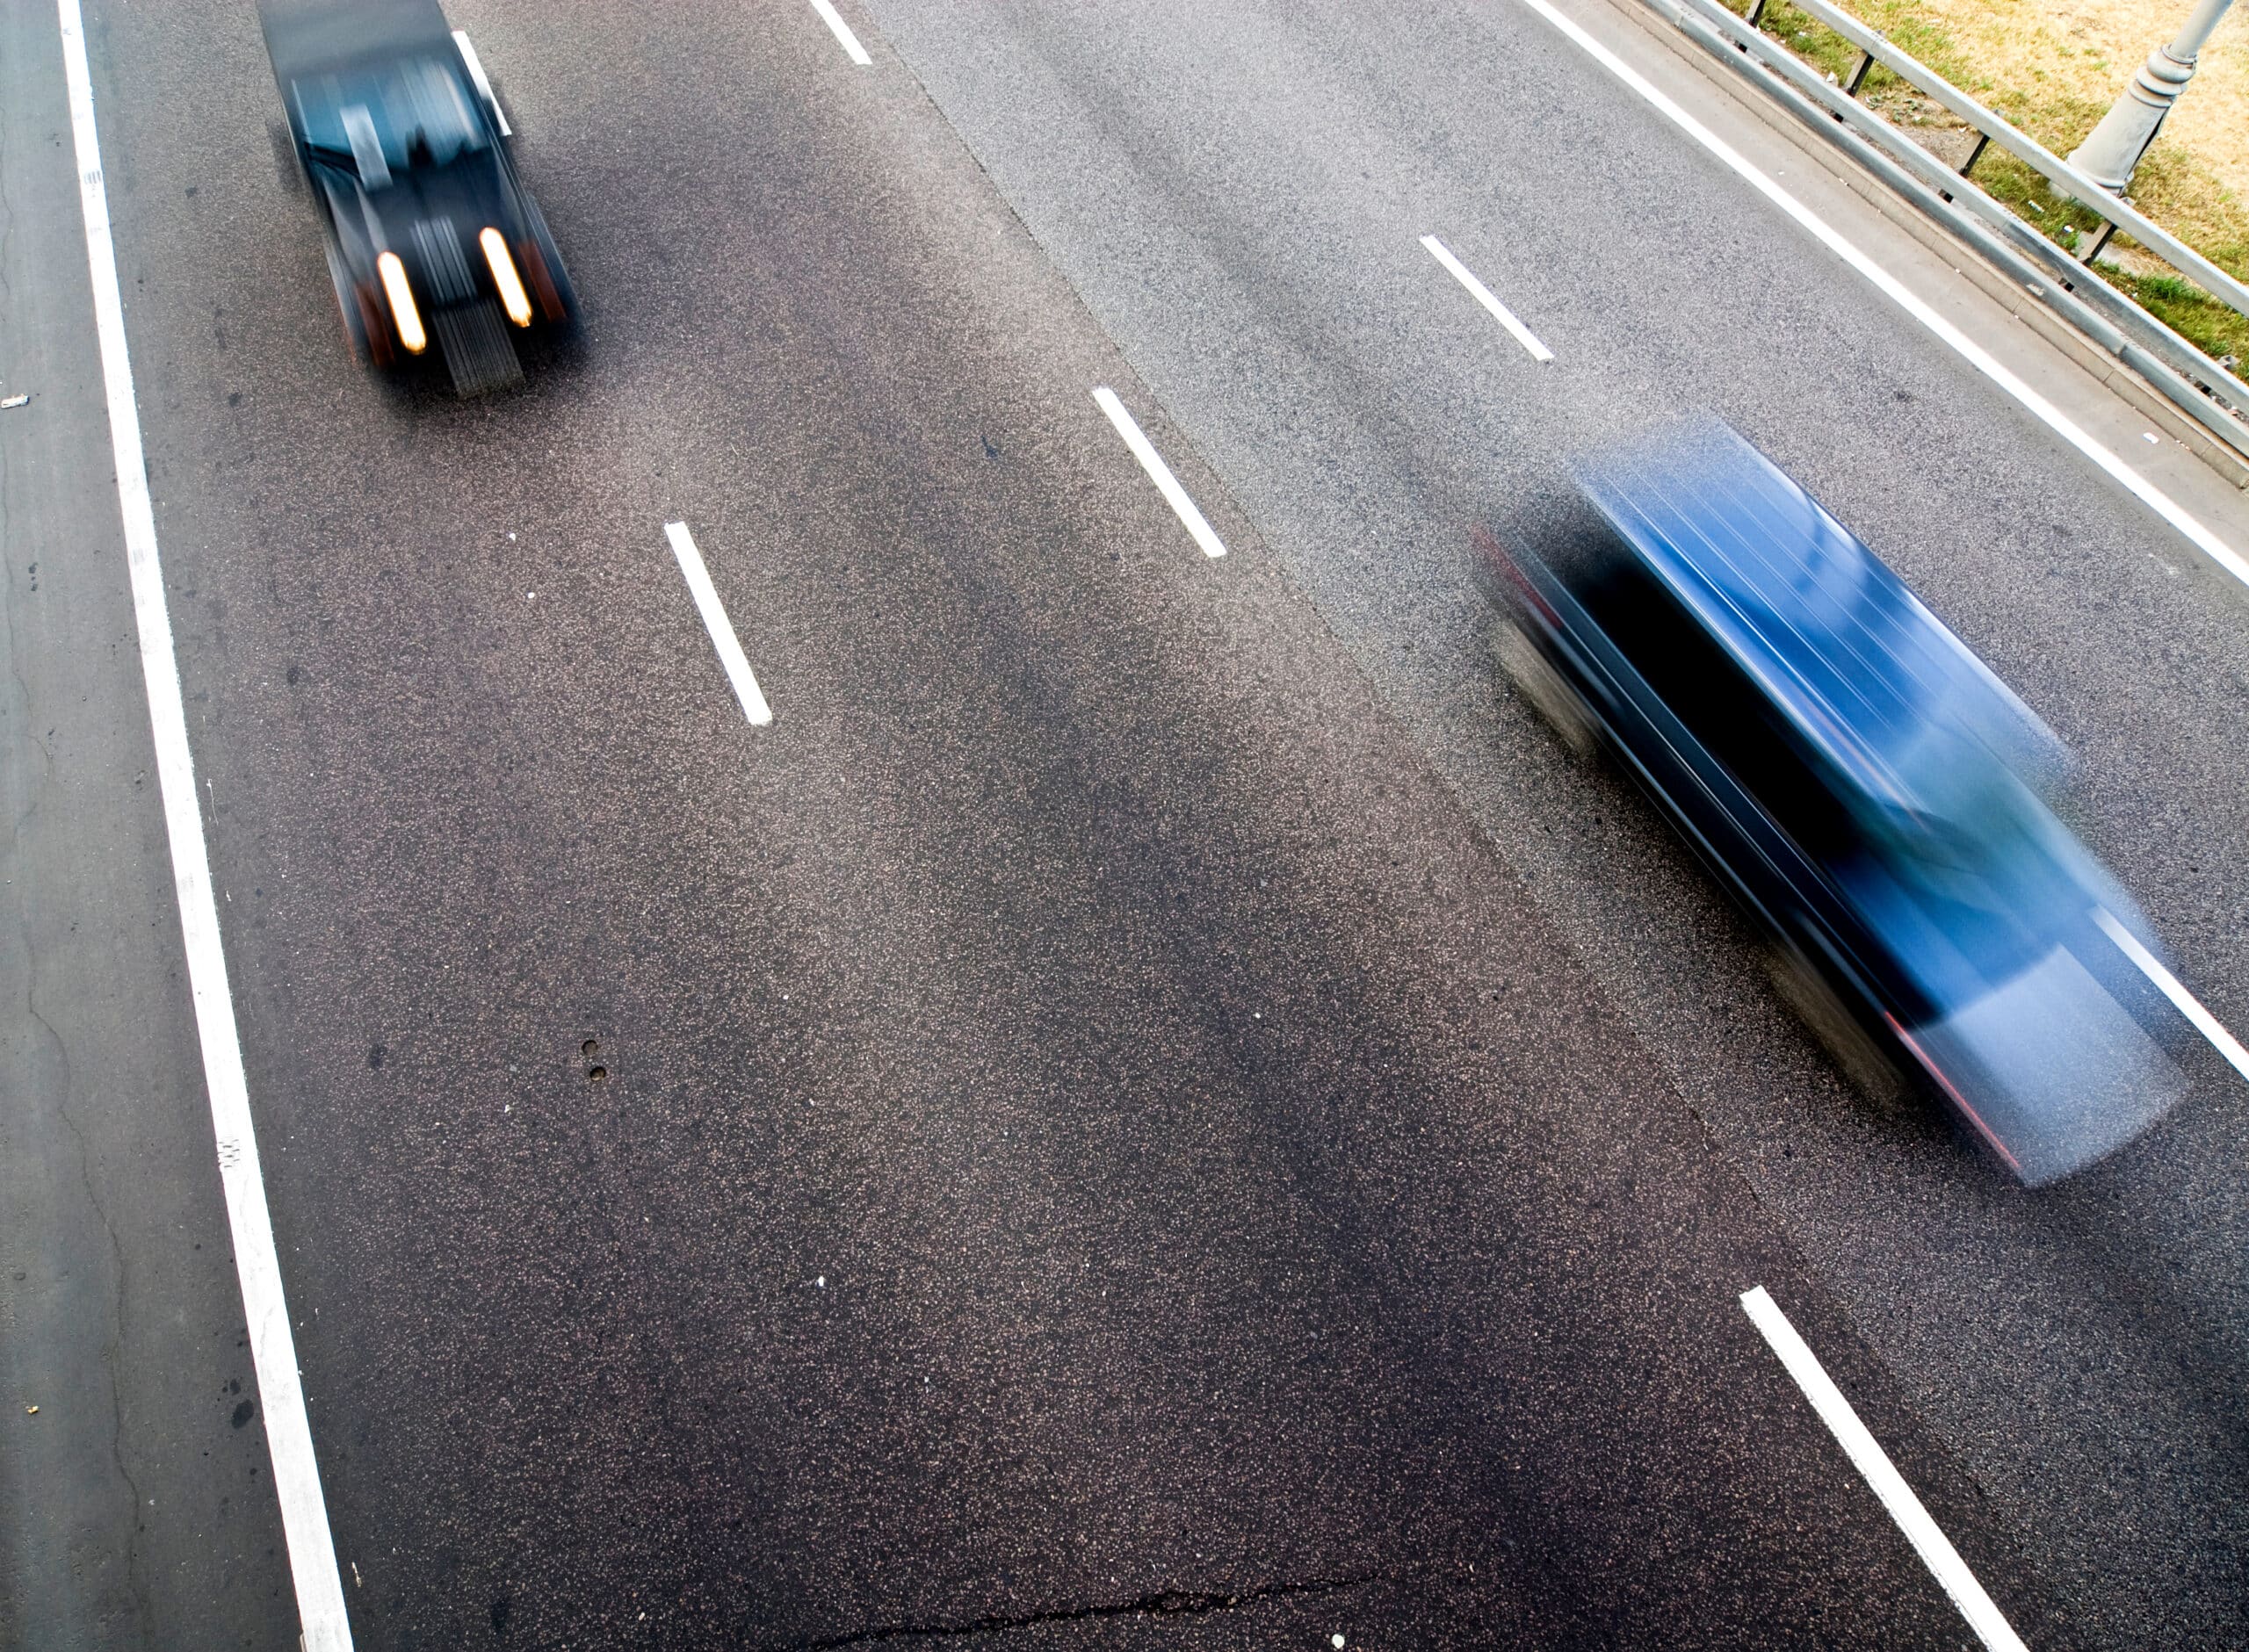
[
  {"x1": 1774, "y1": 0, "x2": 2249, "y2": 322},
  {"x1": 1645, "y1": 0, "x2": 2249, "y2": 463}
]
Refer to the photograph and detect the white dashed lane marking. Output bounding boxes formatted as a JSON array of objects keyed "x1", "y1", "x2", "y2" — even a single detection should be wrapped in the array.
[
  {"x1": 1741, "y1": 1287, "x2": 2028, "y2": 1652},
  {"x1": 1421, "y1": 234, "x2": 1555, "y2": 363},
  {"x1": 1093, "y1": 386, "x2": 1229, "y2": 559},
  {"x1": 666, "y1": 522, "x2": 775, "y2": 727},
  {"x1": 451, "y1": 32, "x2": 510, "y2": 136},
  {"x1": 809, "y1": 0, "x2": 873, "y2": 66}
]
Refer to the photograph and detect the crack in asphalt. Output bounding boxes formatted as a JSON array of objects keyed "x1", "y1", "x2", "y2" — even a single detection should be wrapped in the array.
[
  {"x1": 47, "y1": 1021, "x2": 157, "y2": 1632},
  {"x1": 777, "y1": 1570, "x2": 1385, "y2": 1648}
]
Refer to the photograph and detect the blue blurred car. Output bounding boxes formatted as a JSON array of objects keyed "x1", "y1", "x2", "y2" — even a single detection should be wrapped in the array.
[{"x1": 1480, "y1": 422, "x2": 2182, "y2": 1184}]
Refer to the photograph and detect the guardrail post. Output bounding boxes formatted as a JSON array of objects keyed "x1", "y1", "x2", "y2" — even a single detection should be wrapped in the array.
[
  {"x1": 1957, "y1": 131, "x2": 1989, "y2": 177},
  {"x1": 2078, "y1": 220, "x2": 2120, "y2": 265},
  {"x1": 1746, "y1": 0, "x2": 1768, "y2": 28},
  {"x1": 1843, "y1": 48, "x2": 1874, "y2": 95}
]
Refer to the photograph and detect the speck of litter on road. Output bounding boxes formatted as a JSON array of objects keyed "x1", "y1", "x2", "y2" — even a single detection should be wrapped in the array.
[{"x1": 0, "y1": 395, "x2": 28, "y2": 410}]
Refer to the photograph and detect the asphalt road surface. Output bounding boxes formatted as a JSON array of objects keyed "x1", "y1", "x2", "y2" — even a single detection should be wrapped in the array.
[{"x1": 5, "y1": 0, "x2": 2247, "y2": 1648}]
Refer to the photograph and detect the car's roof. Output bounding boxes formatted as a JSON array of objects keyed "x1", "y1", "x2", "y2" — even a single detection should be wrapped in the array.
[
  {"x1": 260, "y1": 0, "x2": 455, "y2": 83},
  {"x1": 1574, "y1": 422, "x2": 2063, "y2": 812}
]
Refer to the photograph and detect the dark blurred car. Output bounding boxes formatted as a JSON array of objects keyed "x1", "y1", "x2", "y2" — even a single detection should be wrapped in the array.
[
  {"x1": 1479, "y1": 421, "x2": 2182, "y2": 1185},
  {"x1": 262, "y1": 0, "x2": 575, "y2": 394}
]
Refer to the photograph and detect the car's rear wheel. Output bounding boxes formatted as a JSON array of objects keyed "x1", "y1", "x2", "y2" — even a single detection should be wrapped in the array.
[
  {"x1": 1494, "y1": 619, "x2": 1597, "y2": 758},
  {"x1": 520, "y1": 198, "x2": 577, "y2": 325},
  {"x1": 326, "y1": 247, "x2": 393, "y2": 367},
  {"x1": 325, "y1": 247, "x2": 367, "y2": 361},
  {"x1": 1765, "y1": 944, "x2": 1907, "y2": 1106}
]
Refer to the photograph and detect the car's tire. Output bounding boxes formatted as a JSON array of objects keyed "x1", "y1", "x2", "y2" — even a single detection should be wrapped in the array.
[
  {"x1": 1766, "y1": 944, "x2": 1908, "y2": 1106},
  {"x1": 1494, "y1": 618, "x2": 1598, "y2": 758},
  {"x1": 325, "y1": 246, "x2": 370, "y2": 363},
  {"x1": 270, "y1": 119, "x2": 305, "y2": 198},
  {"x1": 326, "y1": 246, "x2": 395, "y2": 369}
]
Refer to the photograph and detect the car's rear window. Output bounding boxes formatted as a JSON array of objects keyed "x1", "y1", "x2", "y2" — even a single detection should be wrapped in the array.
[{"x1": 292, "y1": 54, "x2": 484, "y2": 182}]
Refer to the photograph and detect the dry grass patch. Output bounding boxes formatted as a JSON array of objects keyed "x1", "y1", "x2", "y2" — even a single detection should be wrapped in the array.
[{"x1": 1722, "y1": 0, "x2": 2249, "y2": 358}]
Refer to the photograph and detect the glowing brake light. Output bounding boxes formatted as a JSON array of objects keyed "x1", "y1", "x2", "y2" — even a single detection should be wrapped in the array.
[
  {"x1": 480, "y1": 227, "x2": 533, "y2": 328},
  {"x1": 375, "y1": 251, "x2": 426, "y2": 354}
]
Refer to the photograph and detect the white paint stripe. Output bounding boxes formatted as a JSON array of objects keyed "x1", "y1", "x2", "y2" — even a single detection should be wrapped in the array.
[
  {"x1": 1092, "y1": 386, "x2": 1229, "y2": 559},
  {"x1": 665, "y1": 523, "x2": 775, "y2": 726},
  {"x1": 1515, "y1": 0, "x2": 2249, "y2": 594},
  {"x1": 808, "y1": 0, "x2": 873, "y2": 65},
  {"x1": 54, "y1": 4, "x2": 354, "y2": 1648},
  {"x1": 452, "y1": 31, "x2": 511, "y2": 137},
  {"x1": 2094, "y1": 908, "x2": 2249, "y2": 1085},
  {"x1": 1740, "y1": 1288, "x2": 2027, "y2": 1652},
  {"x1": 1420, "y1": 234, "x2": 1556, "y2": 362}
]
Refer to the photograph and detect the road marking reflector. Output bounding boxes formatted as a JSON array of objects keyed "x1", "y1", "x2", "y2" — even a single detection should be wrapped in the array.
[
  {"x1": 665, "y1": 522, "x2": 774, "y2": 726},
  {"x1": 1093, "y1": 386, "x2": 1228, "y2": 559},
  {"x1": 56, "y1": 1, "x2": 354, "y2": 1647},
  {"x1": 809, "y1": 0, "x2": 873, "y2": 65},
  {"x1": 1421, "y1": 235, "x2": 1555, "y2": 362},
  {"x1": 1515, "y1": 0, "x2": 2249, "y2": 594},
  {"x1": 1740, "y1": 1288, "x2": 2026, "y2": 1652}
]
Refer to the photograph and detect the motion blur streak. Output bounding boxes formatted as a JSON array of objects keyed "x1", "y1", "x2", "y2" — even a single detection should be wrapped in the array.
[
  {"x1": 1483, "y1": 419, "x2": 2186, "y2": 1185},
  {"x1": 1885, "y1": 1014, "x2": 2023, "y2": 1176},
  {"x1": 2094, "y1": 908, "x2": 2249, "y2": 1084}
]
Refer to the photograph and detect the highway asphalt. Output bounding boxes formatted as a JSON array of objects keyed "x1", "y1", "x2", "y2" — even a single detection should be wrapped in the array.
[{"x1": 4, "y1": 0, "x2": 2245, "y2": 1647}]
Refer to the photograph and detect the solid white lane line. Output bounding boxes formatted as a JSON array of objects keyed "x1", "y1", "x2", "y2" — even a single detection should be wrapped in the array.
[
  {"x1": 665, "y1": 522, "x2": 775, "y2": 726},
  {"x1": 1514, "y1": 0, "x2": 2249, "y2": 595},
  {"x1": 55, "y1": 4, "x2": 354, "y2": 1649},
  {"x1": 2094, "y1": 908, "x2": 2249, "y2": 1085},
  {"x1": 452, "y1": 31, "x2": 511, "y2": 137},
  {"x1": 809, "y1": 0, "x2": 873, "y2": 65},
  {"x1": 1740, "y1": 1288, "x2": 2028, "y2": 1652},
  {"x1": 1093, "y1": 386, "x2": 1229, "y2": 559},
  {"x1": 1420, "y1": 234, "x2": 1556, "y2": 362}
]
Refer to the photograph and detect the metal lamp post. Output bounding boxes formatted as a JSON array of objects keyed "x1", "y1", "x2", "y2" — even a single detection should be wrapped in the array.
[{"x1": 2069, "y1": 0, "x2": 2236, "y2": 192}]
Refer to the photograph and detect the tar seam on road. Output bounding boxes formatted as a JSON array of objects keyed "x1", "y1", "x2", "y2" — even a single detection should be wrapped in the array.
[
  {"x1": 1739, "y1": 1288, "x2": 2027, "y2": 1652},
  {"x1": 1420, "y1": 235, "x2": 1556, "y2": 362},
  {"x1": 2094, "y1": 908, "x2": 2249, "y2": 1085},
  {"x1": 809, "y1": 0, "x2": 873, "y2": 66},
  {"x1": 54, "y1": 2, "x2": 356, "y2": 1648},
  {"x1": 1093, "y1": 386, "x2": 1230, "y2": 559},
  {"x1": 788, "y1": 1570, "x2": 1385, "y2": 1649},
  {"x1": 666, "y1": 522, "x2": 776, "y2": 726},
  {"x1": 1514, "y1": 0, "x2": 2249, "y2": 595}
]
